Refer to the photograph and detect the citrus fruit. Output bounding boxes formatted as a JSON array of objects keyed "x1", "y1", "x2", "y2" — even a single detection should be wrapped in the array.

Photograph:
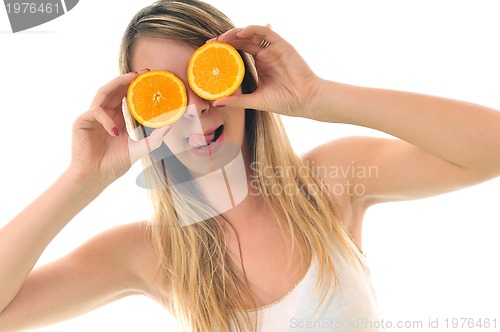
[
  {"x1": 187, "y1": 41, "x2": 245, "y2": 100},
  {"x1": 127, "y1": 70, "x2": 187, "y2": 128}
]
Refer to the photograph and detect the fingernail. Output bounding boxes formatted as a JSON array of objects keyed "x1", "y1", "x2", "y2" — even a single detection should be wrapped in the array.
[
  {"x1": 112, "y1": 127, "x2": 119, "y2": 136},
  {"x1": 138, "y1": 68, "x2": 150, "y2": 74},
  {"x1": 215, "y1": 104, "x2": 225, "y2": 108}
]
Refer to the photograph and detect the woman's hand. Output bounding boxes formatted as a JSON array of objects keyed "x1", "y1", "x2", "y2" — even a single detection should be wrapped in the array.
[
  {"x1": 214, "y1": 25, "x2": 323, "y2": 118},
  {"x1": 69, "y1": 70, "x2": 170, "y2": 188}
]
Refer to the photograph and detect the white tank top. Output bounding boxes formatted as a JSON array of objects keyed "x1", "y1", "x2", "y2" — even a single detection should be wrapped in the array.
[{"x1": 235, "y1": 249, "x2": 384, "y2": 331}]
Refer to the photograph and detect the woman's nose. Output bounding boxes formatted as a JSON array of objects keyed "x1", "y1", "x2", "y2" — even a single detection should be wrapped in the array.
[{"x1": 183, "y1": 89, "x2": 211, "y2": 120}]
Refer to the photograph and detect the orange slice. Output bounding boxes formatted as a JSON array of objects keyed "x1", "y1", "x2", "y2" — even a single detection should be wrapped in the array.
[
  {"x1": 187, "y1": 41, "x2": 245, "y2": 100},
  {"x1": 127, "y1": 70, "x2": 187, "y2": 128}
]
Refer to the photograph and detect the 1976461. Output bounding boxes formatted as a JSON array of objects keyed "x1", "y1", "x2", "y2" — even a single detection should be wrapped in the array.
[
  {"x1": 443, "y1": 318, "x2": 497, "y2": 329},
  {"x1": 6, "y1": 2, "x2": 60, "y2": 14}
]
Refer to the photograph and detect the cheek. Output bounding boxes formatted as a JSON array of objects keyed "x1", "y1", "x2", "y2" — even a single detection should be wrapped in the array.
[
  {"x1": 162, "y1": 123, "x2": 186, "y2": 154},
  {"x1": 224, "y1": 109, "x2": 245, "y2": 142},
  {"x1": 161, "y1": 113, "x2": 201, "y2": 154},
  {"x1": 163, "y1": 135, "x2": 181, "y2": 153}
]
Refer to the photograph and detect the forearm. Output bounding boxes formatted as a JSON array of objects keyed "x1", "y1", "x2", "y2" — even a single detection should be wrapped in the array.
[
  {"x1": 0, "y1": 170, "x2": 104, "y2": 313},
  {"x1": 312, "y1": 80, "x2": 500, "y2": 177}
]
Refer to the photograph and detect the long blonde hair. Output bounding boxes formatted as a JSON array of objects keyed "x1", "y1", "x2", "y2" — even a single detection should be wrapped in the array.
[{"x1": 119, "y1": 1, "x2": 364, "y2": 331}]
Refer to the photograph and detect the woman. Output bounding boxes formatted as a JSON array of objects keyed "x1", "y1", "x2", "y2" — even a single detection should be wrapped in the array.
[{"x1": 1, "y1": 0, "x2": 499, "y2": 331}]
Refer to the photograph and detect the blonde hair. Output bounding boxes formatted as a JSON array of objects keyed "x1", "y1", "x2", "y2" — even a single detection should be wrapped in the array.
[{"x1": 119, "y1": 1, "x2": 364, "y2": 331}]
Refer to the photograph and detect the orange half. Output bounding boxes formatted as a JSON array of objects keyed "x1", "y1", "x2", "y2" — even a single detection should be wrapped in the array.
[
  {"x1": 127, "y1": 70, "x2": 187, "y2": 128},
  {"x1": 187, "y1": 41, "x2": 245, "y2": 100}
]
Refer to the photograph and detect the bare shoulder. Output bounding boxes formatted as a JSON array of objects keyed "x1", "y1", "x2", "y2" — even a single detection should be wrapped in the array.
[
  {"x1": 75, "y1": 221, "x2": 161, "y2": 295},
  {"x1": 0, "y1": 222, "x2": 162, "y2": 330},
  {"x1": 302, "y1": 136, "x2": 380, "y2": 202},
  {"x1": 301, "y1": 137, "x2": 384, "y2": 241},
  {"x1": 303, "y1": 134, "x2": 472, "y2": 226},
  {"x1": 303, "y1": 136, "x2": 384, "y2": 170},
  {"x1": 47, "y1": 221, "x2": 162, "y2": 301}
]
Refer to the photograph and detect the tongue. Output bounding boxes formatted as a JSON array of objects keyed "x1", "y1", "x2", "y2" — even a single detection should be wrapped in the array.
[{"x1": 189, "y1": 132, "x2": 215, "y2": 148}]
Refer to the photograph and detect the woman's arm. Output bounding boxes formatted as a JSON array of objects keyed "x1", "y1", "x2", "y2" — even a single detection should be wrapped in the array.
[
  {"x1": 0, "y1": 71, "x2": 166, "y2": 330},
  {"x1": 316, "y1": 81, "x2": 500, "y2": 177},
  {"x1": 216, "y1": 25, "x2": 500, "y2": 206},
  {"x1": 0, "y1": 219, "x2": 156, "y2": 331},
  {"x1": 0, "y1": 171, "x2": 103, "y2": 315},
  {"x1": 306, "y1": 82, "x2": 500, "y2": 205}
]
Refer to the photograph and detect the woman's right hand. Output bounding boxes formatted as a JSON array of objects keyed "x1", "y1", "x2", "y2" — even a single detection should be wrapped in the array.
[
  {"x1": 69, "y1": 70, "x2": 170, "y2": 188},
  {"x1": 0, "y1": 71, "x2": 172, "y2": 328}
]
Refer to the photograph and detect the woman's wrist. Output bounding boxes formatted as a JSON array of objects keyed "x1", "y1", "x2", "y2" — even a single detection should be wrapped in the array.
[
  {"x1": 304, "y1": 81, "x2": 383, "y2": 126},
  {"x1": 62, "y1": 166, "x2": 111, "y2": 199},
  {"x1": 303, "y1": 79, "x2": 344, "y2": 123}
]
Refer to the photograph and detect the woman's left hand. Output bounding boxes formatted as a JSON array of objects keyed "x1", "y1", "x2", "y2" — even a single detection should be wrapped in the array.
[{"x1": 214, "y1": 25, "x2": 322, "y2": 118}]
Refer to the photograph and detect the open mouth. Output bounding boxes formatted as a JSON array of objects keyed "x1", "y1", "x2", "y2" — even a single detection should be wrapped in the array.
[{"x1": 187, "y1": 125, "x2": 224, "y2": 149}]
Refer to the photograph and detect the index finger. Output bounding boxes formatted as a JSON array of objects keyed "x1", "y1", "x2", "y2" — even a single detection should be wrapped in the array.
[
  {"x1": 216, "y1": 25, "x2": 280, "y2": 55},
  {"x1": 90, "y1": 71, "x2": 139, "y2": 109}
]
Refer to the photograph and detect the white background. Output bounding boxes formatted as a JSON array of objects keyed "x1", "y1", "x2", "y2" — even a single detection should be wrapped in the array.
[{"x1": 1, "y1": 1, "x2": 499, "y2": 331}]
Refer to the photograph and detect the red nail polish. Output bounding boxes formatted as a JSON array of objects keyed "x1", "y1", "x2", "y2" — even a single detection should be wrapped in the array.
[
  {"x1": 112, "y1": 127, "x2": 119, "y2": 136},
  {"x1": 216, "y1": 104, "x2": 225, "y2": 108}
]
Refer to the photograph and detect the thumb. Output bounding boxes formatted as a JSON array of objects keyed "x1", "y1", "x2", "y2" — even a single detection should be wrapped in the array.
[
  {"x1": 128, "y1": 126, "x2": 171, "y2": 165},
  {"x1": 214, "y1": 93, "x2": 266, "y2": 111}
]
